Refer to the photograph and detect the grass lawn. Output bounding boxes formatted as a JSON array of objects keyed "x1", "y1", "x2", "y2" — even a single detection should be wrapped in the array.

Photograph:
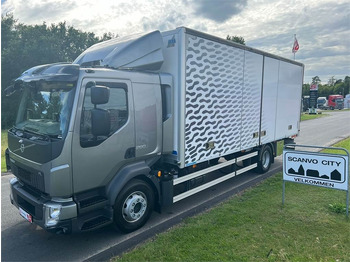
[
  {"x1": 322, "y1": 138, "x2": 350, "y2": 155},
  {"x1": 277, "y1": 140, "x2": 284, "y2": 156},
  {"x1": 114, "y1": 138, "x2": 350, "y2": 262},
  {"x1": 300, "y1": 112, "x2": 329, "y2": 121},
  {"x1": 1, "y1": 130, "x2": 8, "y2": 172}
]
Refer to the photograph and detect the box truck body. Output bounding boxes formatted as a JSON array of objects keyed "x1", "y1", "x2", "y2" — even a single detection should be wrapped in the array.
[
  {"x1": 158, "y1": 28, "x2": 303, "y2": 168},
  {"x1": 6, "y1": 27, "x2": 304, "y2": 233}
]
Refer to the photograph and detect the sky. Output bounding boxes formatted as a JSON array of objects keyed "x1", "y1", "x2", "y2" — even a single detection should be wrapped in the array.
[{"x1": 1, "y1": 0, "x2": 349, "y2": 84}]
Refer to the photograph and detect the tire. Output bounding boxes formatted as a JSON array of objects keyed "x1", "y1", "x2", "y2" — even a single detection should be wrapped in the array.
[
  {"x1": 256, "y1": 145, "x2": 273, "y2": 174},
  {"x1": 113, "y1": 179, "x2": 154, "y2": 233}
]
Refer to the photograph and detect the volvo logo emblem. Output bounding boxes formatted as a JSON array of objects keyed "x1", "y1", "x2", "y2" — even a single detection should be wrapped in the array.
[{"x1": 19, "y1": 139, "x2": 25, "y2": 153}]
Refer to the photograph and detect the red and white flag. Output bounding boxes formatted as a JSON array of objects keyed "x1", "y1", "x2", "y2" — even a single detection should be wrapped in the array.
[{"x1": 292, "y1": 35, "x2": 299, "y2": 53}]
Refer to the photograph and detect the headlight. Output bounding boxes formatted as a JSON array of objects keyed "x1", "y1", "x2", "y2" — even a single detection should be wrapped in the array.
[
  {"x1": 9, "y1": 177, "x2": 18, "y2": 185},
  {"x1": 49, "y1": 206, "x2": 61, "y2": 219},
  {"x1": 44, "y1": 203, "x2": 62, "y2": 227}
]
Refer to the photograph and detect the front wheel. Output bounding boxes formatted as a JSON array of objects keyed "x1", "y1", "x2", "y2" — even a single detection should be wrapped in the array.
[
  {"x1": 113, "y1": 179, "x2": 154, "y2": 233},
  {"x1": 256, "y1": 145, "x2": 273, "y2": 174}
]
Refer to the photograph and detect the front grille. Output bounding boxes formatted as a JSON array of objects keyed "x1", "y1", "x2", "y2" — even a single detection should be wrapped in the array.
[{"x1": 13, "y1": 165, "x2": 45, "y2": 192}]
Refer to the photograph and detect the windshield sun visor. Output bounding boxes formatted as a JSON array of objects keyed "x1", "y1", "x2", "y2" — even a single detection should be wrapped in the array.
[{"x1": 5, "y1": 63, "x2": 79, "y2": 96}]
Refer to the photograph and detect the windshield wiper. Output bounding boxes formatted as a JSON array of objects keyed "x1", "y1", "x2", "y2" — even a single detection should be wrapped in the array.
[{"x1": 22, "y1": 127, "x2": 51, "y2": 141}]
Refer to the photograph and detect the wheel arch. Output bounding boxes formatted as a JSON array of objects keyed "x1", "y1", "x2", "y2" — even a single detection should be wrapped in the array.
[
  {"x1": 256, "y1": 142, "x2": 275, "y2": 173},
  {"x1": 106, "y1": 161, "x2": 160, "y2": 208},
  {"x1": 260, "y1": 142, "x2": 276, "y2": 162}
]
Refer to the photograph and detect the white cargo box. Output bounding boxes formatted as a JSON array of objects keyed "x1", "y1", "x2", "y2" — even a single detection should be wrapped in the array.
[
  {"x1": 75, "y1": 27, "x2": 304, "y2": 169},
  {"x1": 160, "y1": 28, "x2": 304, "y2": 168}
]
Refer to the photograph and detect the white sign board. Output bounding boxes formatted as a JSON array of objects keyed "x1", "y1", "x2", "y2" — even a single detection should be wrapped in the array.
[
  {"x1": 310, "y1": 84, "x2": 318, "y2": 91},
  {"x1": 283, "y1": 151, "x2": 349, "y2": 191}
]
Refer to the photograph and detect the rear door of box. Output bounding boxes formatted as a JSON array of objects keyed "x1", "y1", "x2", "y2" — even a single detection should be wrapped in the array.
[
  {"x1": 275, "y1": 61, "x2": 303, "y2": 139},
  {"x1": 261, "y1": 57, "x2": 303, "y2": 143}
]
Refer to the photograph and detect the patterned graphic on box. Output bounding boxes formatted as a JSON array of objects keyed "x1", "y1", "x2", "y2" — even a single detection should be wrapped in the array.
[{"x1": 185, "y1": 35, "x2": 245, "y2": 165}]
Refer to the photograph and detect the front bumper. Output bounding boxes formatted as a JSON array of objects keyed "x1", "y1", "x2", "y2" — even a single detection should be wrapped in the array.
[{"x1": 10, "y1": 177, "x2": 77, "y2": 234}]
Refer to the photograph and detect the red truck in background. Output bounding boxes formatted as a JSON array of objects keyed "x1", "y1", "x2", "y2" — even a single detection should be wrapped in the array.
[{"x1": 328, "y1": 95, "x2": 344, "y2": 110}]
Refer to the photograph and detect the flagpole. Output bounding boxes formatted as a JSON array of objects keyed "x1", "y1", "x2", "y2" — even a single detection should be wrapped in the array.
[
  {"x1": 294, "y1": 34, "x2": 296, "y2": 60},
  {"x1": 292, "y1": 34, "x2": 299, "y2": 60}
]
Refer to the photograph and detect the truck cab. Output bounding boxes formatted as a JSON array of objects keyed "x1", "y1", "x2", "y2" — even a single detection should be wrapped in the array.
[
  {"x1": 7, "y1": 63, "x2": 168, "y2": 233},
  {"x1": 317, "y1": 96, "x2": 328, "y2": 110},
  {"x1": 328, "y1": 95, "x2": 344, "y2": 110}
]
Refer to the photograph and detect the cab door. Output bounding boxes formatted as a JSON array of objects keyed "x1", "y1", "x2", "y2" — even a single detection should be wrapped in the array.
[{"x1": 71, "y1": 78, "x2": 135, "y2": 193}]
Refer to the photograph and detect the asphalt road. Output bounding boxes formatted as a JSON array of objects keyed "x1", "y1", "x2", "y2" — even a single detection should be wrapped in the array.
[{"x1": 2, "y1": 110, "x2": 350, "y2": 261}]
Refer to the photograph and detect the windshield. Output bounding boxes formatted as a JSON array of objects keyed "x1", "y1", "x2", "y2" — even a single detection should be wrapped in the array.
[
  {"x1": 317, "y1": 99, "x2": 326, "y2": 104},
  {"x1": 15, "y1": 81, "x2": 75, "y2": 138}
]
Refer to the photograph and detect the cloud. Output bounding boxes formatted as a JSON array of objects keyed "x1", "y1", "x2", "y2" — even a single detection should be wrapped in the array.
[
  {"x1": 1, "y1": 0, "x2": 349, "y2": 84},
  {"x1": 2, "y1": 0, "x2": 77, "y2": 24},
  {"x1": 191, "y1": 0, "x2": 248, "y2": 22}
]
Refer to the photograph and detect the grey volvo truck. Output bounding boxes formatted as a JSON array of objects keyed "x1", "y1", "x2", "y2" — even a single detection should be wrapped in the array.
[{"x1": 6, "y1": 27, "x2": 304, "y2": 233}]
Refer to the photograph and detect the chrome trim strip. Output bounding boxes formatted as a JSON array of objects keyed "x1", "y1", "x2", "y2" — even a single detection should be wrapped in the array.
[
  {"x1": 9, "y1": 149, "x2": 41, "y2": 165},
  {"x1": 173, "y1": 163, "x2": 257, "y2": 203},
  {"x1": 173, "y1": 152, "x2": 258, "y2": 186},
  {"x1": 50, "y1": 164, "x2": 70, "y2": 173},
  {"x1": 236, "y1": 151, "x2": 258, "y2": 162},
  {"x1": 174, "y1": 158, "x2": 236, "y2": 185}
]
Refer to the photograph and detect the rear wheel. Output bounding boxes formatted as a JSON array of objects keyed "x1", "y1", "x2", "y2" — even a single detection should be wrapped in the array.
[
  {"x1": 256, "y1": 145, "x2": 273, "y2": 173},
  {"x1": 113, "y1": 179, "x2": 154, "y2": 233}
]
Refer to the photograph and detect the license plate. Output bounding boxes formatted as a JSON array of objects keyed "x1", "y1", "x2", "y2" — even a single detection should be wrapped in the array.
[{"x1": 19, "y1": 207, "x2": 33, "y2": 223}]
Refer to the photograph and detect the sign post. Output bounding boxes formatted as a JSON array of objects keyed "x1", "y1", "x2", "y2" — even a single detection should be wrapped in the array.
[
  {"x1": 283, "y1": 144, "x2": 349, "y2": 217},
  {"x1": 309, "y1": 84, "x2": 318, "y2": 114}
]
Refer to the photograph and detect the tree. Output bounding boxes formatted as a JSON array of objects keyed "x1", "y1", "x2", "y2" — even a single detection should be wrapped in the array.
[
  {"x1": 312, "y1": 76, "x2": 321, "y2": 85},
  {"x1": 302, "y1": 84, "x2": 310, "y2": 96},
  {"x1": 344, "y1": 76, "x2": 350, "y2": 95},
  {"x1": 226, "y1": 35, "x2": 245, "y2": 45},
  {"x1": 1, "y1": 14, "x2": 115, "y2": 128},
  {"x1": 328, "y1": 76, "x2": 336, "y2": 86},
  {"x1": 305, "y1": 76, "x2": 350, "y2": 98}
]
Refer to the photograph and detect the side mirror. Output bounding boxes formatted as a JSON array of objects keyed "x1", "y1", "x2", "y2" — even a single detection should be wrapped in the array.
[
  {"x1": 91, "y1": 85, "x2": 110, "y2": 105},
  {"x1": 91, "y1": 108, "x2": 110, "y2": 137}
]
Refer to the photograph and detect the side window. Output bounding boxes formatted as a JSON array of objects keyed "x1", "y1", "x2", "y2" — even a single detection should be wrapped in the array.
[{"x1": 80, "y1": 82, "x2": 128, "y2": 147}]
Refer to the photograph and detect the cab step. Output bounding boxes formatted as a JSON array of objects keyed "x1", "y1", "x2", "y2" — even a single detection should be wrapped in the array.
[
  {"x1": 76, "y1": 189, "x2": 109, "y2": 214},
  {"x1": 81, "y1": 215, "x2": 112, "y2": 231}
]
